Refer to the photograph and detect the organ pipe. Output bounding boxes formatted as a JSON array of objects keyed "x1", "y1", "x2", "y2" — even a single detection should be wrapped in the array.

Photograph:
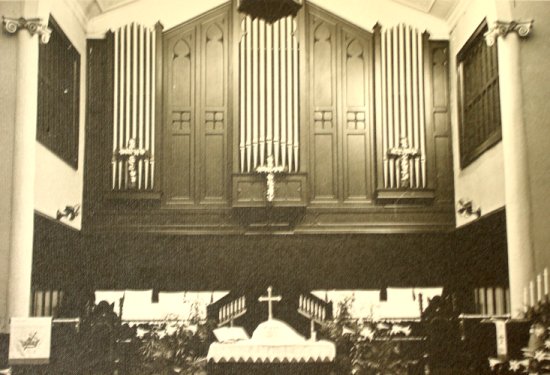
[
  {"x1": 379, "y1": 24, "x2": 428, "y2": 189},
  {"x1": 111, "y1": 23, "x2": 157, "y2": 191},
  {"x1": 239, "y1": 15, "x2": 300, "y2": 173}
]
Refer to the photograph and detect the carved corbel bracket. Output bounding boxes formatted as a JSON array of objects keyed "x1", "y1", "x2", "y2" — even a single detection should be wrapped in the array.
[
  {"x1": 2, "y1": 16, "x2": 51, "y2": 44},
  {"x1": 484, "y1": 20, "x2": 534, "y2": 47}
]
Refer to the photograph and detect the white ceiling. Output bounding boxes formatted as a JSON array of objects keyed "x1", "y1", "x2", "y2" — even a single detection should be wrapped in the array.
[
  {"x1": 75, "y1": 0, "x2": 139, "y2": 20},
  {"x1": 75, "y1": 0, "x2": 458, "y2": 23},
  {"x1": 393, "y1": 0, "x2": 458, "y2": 19}
]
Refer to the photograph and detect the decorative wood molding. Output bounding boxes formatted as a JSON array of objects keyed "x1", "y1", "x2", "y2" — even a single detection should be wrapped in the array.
[
  {"x1": 106, "y1": 191, "x2": 162, "y2": 201},
  {"x1": 376, "y1": 189, "x2": 435, "y2": 201},
  {"x1": 232, "y1": 173, "x2": 307, "y2": 207},
  {"x1": 83, "y1": 202, "x2": 455, "y2": 235},
  {"x1": 484, "y1": 20, "x2": 534, "y2": 46},
  {"x1": 2, "y1": 16, "x2": 51, "y2": 44}
]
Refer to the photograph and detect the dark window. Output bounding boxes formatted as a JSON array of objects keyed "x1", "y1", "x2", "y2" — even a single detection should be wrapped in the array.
[
  {"x1": 37, "y1": 17, "x2": 80, "y2": 169},
  {"x1": 457, "y1": 20, "x2": 501, "y2": 168}
]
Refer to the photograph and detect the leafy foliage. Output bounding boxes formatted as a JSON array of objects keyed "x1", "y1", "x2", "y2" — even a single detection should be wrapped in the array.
[
  {"x1": 489, "y1": 300, "x2": 550, "y2": 374},
  {"x1": 136, "y1": 308, "x2": 215, "y2": 375},
  {"x1": 320, "y1": 297, "x2": 422, "y2": 375}
]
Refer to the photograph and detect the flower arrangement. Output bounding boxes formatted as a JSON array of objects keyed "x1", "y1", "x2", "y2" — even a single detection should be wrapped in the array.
[
  {"x1": 320, "y1": 297, "x2": 422, "y2": 375},
  {"x1": 134, "y1": 306, "x2": 216, "y2": 375},
  {"x1": 489, "y1": 300, "x2": 550, "y2": 374}
]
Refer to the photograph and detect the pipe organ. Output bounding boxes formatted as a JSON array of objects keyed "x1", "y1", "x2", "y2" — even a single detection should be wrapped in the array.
[
  {"x1": 86, "y1": 1, "x2": 454, "y2": 233},
  {"x1": 239, "y1": 16, "x2": 300, "y2": 173},
  {"x1": 376, "y1": 24, "x2": 428, "y2": 190},
  {"x1": 111, "y1": 23, "x2": 158, "y2": 191}
]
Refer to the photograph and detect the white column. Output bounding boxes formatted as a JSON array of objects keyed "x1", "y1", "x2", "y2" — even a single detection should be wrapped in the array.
[
  {"x1": 486, "y1": 20, "x2": 535, "y2": 317},
  {"x1": 2, "y1": 15, "x2": 50, "y2": 321}
]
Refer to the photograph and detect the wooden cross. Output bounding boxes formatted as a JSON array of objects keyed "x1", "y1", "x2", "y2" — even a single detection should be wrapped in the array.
[
  {"x1": 258, "y1": 286, "x2": 282, "y2": 320},
  {"x1": 256, "y1": 155, "x2": 285, "y2": 202},
  {"x1": 387, "y1": 137, "x2": 419, "y2": 188},
  {"x1": 116, "y1": 138, "x2": 148, "y2": 188}
]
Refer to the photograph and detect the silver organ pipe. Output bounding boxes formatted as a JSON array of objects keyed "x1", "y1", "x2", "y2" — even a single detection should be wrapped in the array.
[
  {"x1": 239, "y1": 16, "x2": 300, "y2": 173},
  {"x1": 125, "y1": 25, "x2": 131, "y2": 188},
  {"x1": 143, "y1": 24, "x2": 152, "y2": 189},
  {"x1": 266, "y1": 23, "x2": 273, "y2": 160},
  {"x1": 280, "y1": 18, "x2": 287, "y2": 168},
  {"x1": 132, "y1": 24, "x2": 138, "y2": 145},
  {"x1": 380, "y1": 24, "x2": 427, "y2": 189},
  {"x1": 273, "y1": 19, "x2": 280, "y2": 167},
  {"x1": 292, "y1": 20, "x2": 299, "y2": 172},
  {"x1": 404, "y1": 25, "x2": 413, "y2": 186},
  {"x1": 118, "y1": 29, "x2": 125, "y2": 189},
  {"x1": 252, "y1": 19, "x2": 259, "y2": 169},
  {"x1": 418, "y1": 31, "x2": 427, "y2": 188},
  {"x1": 259, "y1": 20, "x2": 266, "y2": 167},
  {"x1": 286, "y1": 18, "x2": 294, "y2": 171},
  {"x1": 411, "y1": 27, "x2": 420, "y2": 188},
  {"x1": 392, "y1": 26, "x2": 400, "y2": 187},
  {"x1": 246, "y1": 17, "x2": 253, "y2": 172},
  {"x1": 138, "y1": 24, "x2": 144, "y2": 190},
  {"x1": 380, "y1": 29, "x2": 388, "y2": 188},
  {"x1": 239, "y1": 20, "x2": 246, "y2": 172},
  {"x1": 112, "y1": 29, "x2": 119, "y2": 189},
  {"x1": 150, "y1": 25, "x2": 156, "y2": 189},
  {"x1": 112, "y1": 23, "x2": 157, "y2": 190},
  {"x1": 386, "y1": 29, "x2": 395, "y2": 188},
  {"x1": 398, "y1": 24, "x2": 406, "y2": 181}
]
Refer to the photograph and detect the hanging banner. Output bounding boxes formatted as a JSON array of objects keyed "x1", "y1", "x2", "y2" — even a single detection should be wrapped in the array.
[
  {"x1": 494, "y1": 320, "x2": 508, "y2": 357},
  {"x1": 9, "y1": 317, "x2": 52, "y2": 365}
]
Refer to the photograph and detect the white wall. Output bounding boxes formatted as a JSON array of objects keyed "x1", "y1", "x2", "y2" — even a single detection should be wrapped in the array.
[
  {"x1": 309, "y1": 0, "x2": 449, "y2": 38},
  {"x1": 447, "y1": 0, "x2": 505, "y2": 227},
  {"x1": 34, "y1": 0, "x2": 88, "y2": 230},
  {"x1": 87, "y1": 0, "x2": 228, "y2": 36},
  {"x1": 86, "y1": 0, "x2": 449, "y2": 38}
]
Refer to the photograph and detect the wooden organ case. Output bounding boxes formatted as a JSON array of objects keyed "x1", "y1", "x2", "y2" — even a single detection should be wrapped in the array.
[{"x1": 84, "y1": 1, "x2": 454, "y2": 234}]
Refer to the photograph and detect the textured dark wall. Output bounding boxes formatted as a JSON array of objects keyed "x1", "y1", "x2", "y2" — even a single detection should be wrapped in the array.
[{"x1": 32, "y1": 210, "x2": 508, "y2": 316}]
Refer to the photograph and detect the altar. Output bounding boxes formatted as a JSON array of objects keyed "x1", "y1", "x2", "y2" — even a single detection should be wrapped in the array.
[{"x1": 207, "y1": 287, "x2": 336, "y2": 375}]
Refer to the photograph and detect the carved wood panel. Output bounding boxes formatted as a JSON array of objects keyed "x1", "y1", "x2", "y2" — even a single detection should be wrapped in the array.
[
  {"x1": 341, "y1": 31, "x2": 372, "y2": 202},
  {"x1": 308, "y1": 6, "x2": 374, "y2": 204},
  {"x1": 200, "y1": 16, "x2": 228, "y2": 204},
  {"x1": 430, "y1": 43, "x2": 453, "y2": 203},
  {"x1": 163, "y1": 5, "x2": 230, "y2": 206},
  {"x1": 310, "y1": 17, "x2": 337, "y2": 202},
  {"x1": 164, "y1": 29, "x2": 195, "y2": 204}
]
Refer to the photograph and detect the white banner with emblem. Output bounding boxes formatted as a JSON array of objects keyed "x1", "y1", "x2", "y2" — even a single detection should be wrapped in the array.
[
  {"x1": 9, "y1": 317, "x2": 52, "y2": 365},
  {"x1": 494, "y1": 319, "x2": 508, "y2": 357}
]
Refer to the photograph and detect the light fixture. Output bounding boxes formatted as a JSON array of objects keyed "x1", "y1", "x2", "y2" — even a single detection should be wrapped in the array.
[
  {"x1": 56, "y1": 204, "x2": 80, "y2": 221},
  {"x1": 237, "y1": 0, "x2": 303, "y2": 23},
  {"x1": 457, "y1": 199, "x2": 481, "y2": 219}
]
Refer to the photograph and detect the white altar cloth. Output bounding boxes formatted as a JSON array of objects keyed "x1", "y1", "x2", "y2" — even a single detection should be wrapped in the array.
[{"x1": 207, "y1": 319, "x2": 335, "y2": 363}]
